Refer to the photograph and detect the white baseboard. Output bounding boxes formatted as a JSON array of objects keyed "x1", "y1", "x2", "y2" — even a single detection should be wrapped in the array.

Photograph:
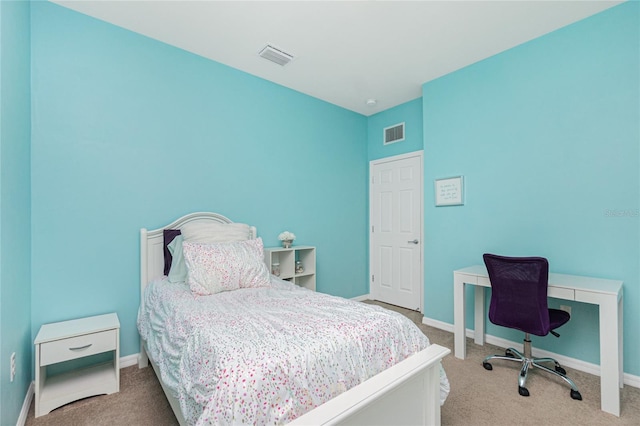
[
  {"x1": 119, "y1": 353, "x2": 139, "y2": 368},
  {"x1": 17, "y1": 353, "x2": 145, "y2": 426},
  {"x1": 422, "y1": 316, "x2": 454, "y2": 333},
  {"x1": 626, "y1": 371, "x2": 640, "y2": 388},
  {"x1": 422, "y1": 316, "x2": 640, "y2": 389},
  {"x1": 16, "y1": 381, "x2": 34, "y2": 426},
  {"x1": 351, "y1": 293, "x2": 370, "y2": 302}
]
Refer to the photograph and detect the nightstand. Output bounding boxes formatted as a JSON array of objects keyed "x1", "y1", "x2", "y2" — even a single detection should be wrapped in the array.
[{"x1": 34, "y1": 313, "x2": 120, "y2": 417}]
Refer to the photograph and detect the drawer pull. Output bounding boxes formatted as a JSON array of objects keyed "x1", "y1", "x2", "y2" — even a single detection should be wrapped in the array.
[{"x1": 69, "y1": 344, "x2": 92, "y2": 351}]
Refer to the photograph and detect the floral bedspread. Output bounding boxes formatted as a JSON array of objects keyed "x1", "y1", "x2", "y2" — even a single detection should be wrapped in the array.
[{"x1": 138, "y1": 277, "x2": 449, "y2": 425}]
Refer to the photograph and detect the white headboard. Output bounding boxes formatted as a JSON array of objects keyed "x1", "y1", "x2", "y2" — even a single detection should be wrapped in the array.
[{"x1": 140, "y1": 212, "x2": 257, "y2": 297}]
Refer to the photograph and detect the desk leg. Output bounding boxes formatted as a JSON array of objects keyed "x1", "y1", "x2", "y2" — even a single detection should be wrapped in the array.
[
  {"x1": 619, "y1": 295, "x2": 624, "y2": 389},
  {"x1": 453, "y1": 274, "x2": 466, "y2": 359},
  {"x1": 599, "y1": 295, "x2": 621, "y2": 417},
  {"x1": 474, "y1": 286, "x2": 485, "y2": 346}
]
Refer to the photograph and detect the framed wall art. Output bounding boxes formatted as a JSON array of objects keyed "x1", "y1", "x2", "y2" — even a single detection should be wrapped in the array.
[{"x1": 435, "y1": 176, "x2": 464, "y2": 206}]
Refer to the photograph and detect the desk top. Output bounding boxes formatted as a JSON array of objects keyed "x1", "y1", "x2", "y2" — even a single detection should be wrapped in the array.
[{"x1": 455, "y1": 265, "x2": 623, "y2": 296}]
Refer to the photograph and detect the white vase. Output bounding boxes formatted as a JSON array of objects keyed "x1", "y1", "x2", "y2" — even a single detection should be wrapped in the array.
[{"x1": 282, "y1": 240, "x2": 293, "y2": 248}]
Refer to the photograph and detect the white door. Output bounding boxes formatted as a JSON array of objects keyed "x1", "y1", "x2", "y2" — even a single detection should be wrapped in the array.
[{"x1": 370, "y1": 152, "x2": 423, "y2": 311}]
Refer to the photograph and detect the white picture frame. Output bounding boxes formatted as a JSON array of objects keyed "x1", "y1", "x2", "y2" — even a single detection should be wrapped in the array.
[{"x1": 435, "y1": 176, "x2": 464, "y2": 206}]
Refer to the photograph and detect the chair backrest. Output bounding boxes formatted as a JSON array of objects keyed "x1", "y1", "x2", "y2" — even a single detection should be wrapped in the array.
[{"x1": 483, "y1": 254, "x2": 551, "y2": 336}]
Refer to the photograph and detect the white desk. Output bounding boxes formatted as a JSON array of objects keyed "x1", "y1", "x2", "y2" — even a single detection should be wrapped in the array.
[{"x1": 453, "y1": 265, "x2": 623, "y2": 417}]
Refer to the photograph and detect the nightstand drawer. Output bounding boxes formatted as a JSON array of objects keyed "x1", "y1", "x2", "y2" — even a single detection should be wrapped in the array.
[{"x1": 40, "y1": 329, "x2": 117, "y2": 366}]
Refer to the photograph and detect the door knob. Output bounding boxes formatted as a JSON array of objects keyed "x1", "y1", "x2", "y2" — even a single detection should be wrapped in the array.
[{"x1": 408, "y1": 239, "x2": 419, "y2": 244}]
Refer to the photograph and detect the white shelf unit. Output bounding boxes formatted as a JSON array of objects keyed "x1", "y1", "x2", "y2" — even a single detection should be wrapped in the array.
[
  {"x1": 34, "y1": 313, "x2": 120, "y2": 417},
  {"x1": 265, "y1": 245, "x2": 316, "y2": 291}
]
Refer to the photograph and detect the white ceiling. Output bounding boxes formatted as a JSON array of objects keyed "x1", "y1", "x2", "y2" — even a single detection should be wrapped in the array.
[{"x1": 51, "y1": 0, "x2": 622, "y2": 116}]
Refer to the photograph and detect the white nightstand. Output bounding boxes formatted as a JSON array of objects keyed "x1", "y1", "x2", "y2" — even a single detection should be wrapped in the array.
[{"x1": 34, "y1": 313, "x2": 120, "y2": 417}]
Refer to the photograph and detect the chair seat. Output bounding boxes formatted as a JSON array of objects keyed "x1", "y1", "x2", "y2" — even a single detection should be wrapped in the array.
[{"x1": 549, "y1": 308, "x2": 570, "y2": 331}]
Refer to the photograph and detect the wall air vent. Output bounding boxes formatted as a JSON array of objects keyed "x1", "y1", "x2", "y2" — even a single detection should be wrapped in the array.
[
  {"x1": 383, "y1": 122, "x2": 405, "y2": 145},
  {"x1": 259, "y1": 44, "x2": 294, "y2": 66}
]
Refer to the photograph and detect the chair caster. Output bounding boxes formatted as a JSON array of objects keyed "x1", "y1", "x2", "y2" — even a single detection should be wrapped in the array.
[
  {"x1": 482, "y1": 361, "x2": 493, "y2": 371},
  {"x1": 518, "y1": 386, "x2": 530, "y2": 397},
  {"x1": 570, "y1": 389, "x2": 582, "y2": 400},
  {"x1": 555, "y1": 365, "x2": 567, "y2": 375}
]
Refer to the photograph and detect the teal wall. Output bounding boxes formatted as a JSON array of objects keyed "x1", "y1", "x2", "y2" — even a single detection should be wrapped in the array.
[
  {"x1": 30, "y1": 2, "x2": 368, "y2": 361},
  {"x1": 367, "y1": 97, "x2": 424, "y2": 161},
  {"x1": 0, "y1": 1, "x2": 637, "y2": 423},
  {"x1": 423, "y1": 2, "x2": 639, "y2": 374},
  {"x1": 0, "y1": 0, "x2": 31, "y2": 423}
]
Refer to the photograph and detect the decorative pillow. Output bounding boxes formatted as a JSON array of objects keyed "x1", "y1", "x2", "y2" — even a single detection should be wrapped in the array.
[
  {"x1": 181, "y1": 222, "x2": 251, "y2": 243},
  {"x1": 163, "y1": 229, "x2": 182, "y2": 275},
  {"x1": 182, "y1": 238, "x2": 270, "y2": 295},
  {"x1": 167, "y1": 235, "x2": 187, "y2": 283}
]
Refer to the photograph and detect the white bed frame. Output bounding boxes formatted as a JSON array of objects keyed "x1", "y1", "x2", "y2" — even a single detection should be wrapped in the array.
[{"x1": 138, "y1": 212, "x2": 450, "y2": 425}]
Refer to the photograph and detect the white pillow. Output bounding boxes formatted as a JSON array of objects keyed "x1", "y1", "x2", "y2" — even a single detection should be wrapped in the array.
[
  {"x1": 182, "y1": 238, "x2": 270, "y2": 295},
  {"x1": 181, "y1": 221, "x2": 251, "y2": 243}
]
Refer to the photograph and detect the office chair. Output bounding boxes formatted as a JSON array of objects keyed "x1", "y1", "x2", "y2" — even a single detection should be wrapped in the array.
[{"x1": 481, "y1": 253, "x2": 582, "y2": 400}]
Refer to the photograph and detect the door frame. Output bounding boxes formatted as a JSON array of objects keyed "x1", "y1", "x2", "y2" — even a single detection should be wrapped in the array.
[{"x1": 369, "y1": 150, "x2": 424, "y2": 313}]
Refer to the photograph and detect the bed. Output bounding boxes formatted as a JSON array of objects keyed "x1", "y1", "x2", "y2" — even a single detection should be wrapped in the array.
[{"x1": 138, "y1": 212, "x2": 450, "y2": 425}]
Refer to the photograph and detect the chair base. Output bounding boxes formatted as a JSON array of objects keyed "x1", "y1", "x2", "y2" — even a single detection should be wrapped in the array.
[{"x1": 482, "y1": 343, "x2": 582, "y2": 401}]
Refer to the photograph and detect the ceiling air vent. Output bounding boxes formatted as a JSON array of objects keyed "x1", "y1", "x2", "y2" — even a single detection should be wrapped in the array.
[
  {"x1": 259, "y1": 44, "x2": 294, "y2": 66},
  {"x1": 383, "y1": 122, "x2": 405, "y2": 145}
]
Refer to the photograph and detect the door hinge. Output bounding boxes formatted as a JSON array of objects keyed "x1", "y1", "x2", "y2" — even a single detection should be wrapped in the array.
[
  {"x1": 371, "y1": 225, "x2": 374, "y2": 233},
  {"x1": 371, "y1": 274, "x2": 375, "y2": 282}
]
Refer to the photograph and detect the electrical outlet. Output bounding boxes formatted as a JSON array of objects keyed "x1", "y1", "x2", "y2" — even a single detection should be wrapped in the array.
[
  {"x1": 560, "y1": 305, "x2": 571, "y2": 316},
  {"x1": 10, "y1": 352, "x2": 16, "y2": 382}
]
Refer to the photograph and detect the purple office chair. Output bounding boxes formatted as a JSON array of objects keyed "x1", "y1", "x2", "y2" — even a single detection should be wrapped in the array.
[{"x1": 481, "y1": 254, "x2": 582, "y2": 400}]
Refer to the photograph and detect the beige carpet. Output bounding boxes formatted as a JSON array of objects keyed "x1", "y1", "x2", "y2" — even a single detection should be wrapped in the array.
[
  {"x1": 372, "y1": 302, "x2": 640, "y2": 426},
  {"x1": 25, "y1": 302, "x2": 639, "y2": 426}
]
